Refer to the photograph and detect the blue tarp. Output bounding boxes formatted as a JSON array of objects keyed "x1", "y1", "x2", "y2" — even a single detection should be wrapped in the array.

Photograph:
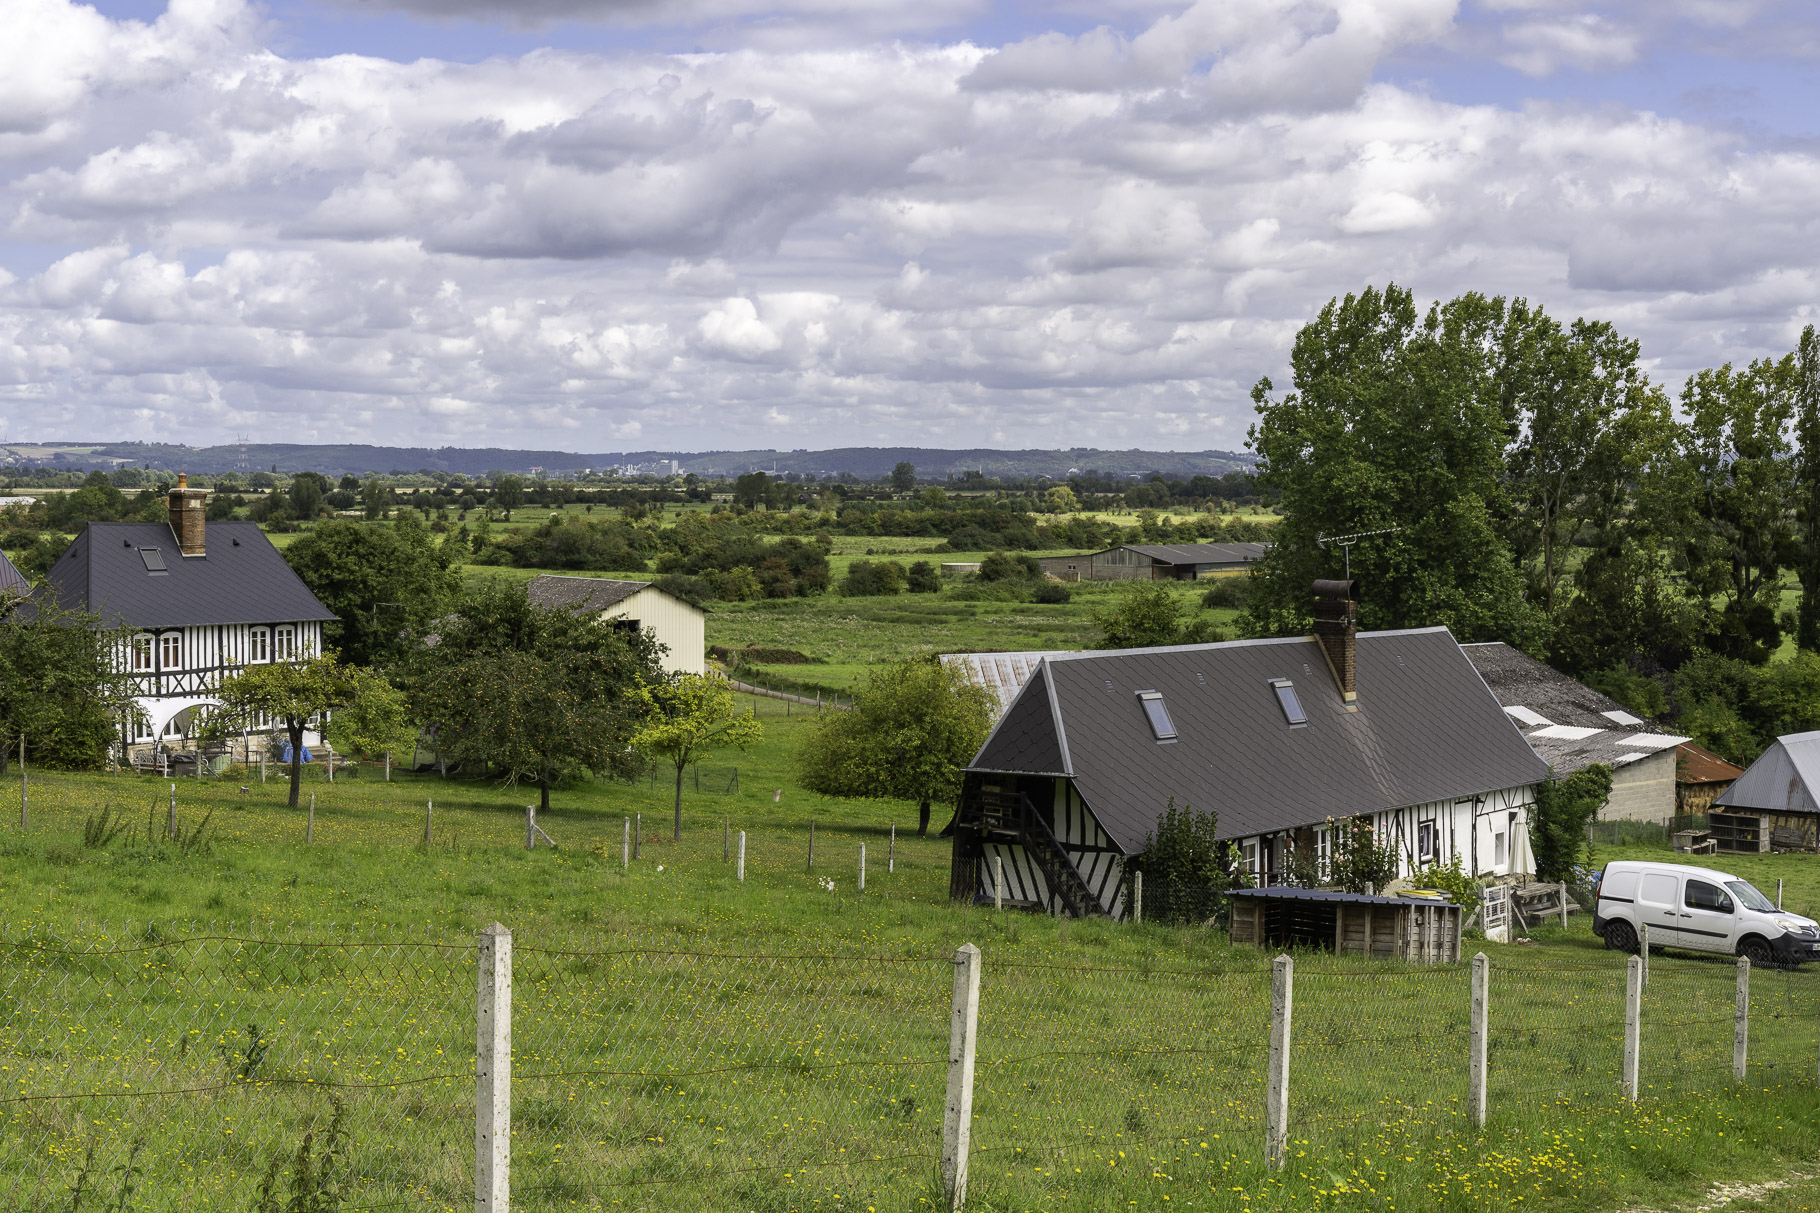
[{"x1": 281, "y1": 741, "x2": 312, "y2": 764}]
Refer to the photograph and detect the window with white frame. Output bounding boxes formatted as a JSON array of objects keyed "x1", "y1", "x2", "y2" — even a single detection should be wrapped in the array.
[
  {"x1": 249, "y1": 626, "x2": 270, "y2": 664},
  {"x1": 1417, "y1": 819, "x2": 1438, "y2": 865},
  {"x1": 159, "y1": 632, "x2": 182, "y2": 670},
  {"x1": 1494, "y1": 830, "x2": 1508, "y2": 868},
  {"x1": 131, "y1": 635, "x2": 153, "y2": 671},
  {"x1": 1239, "y1": 839, "x2": 1260, "y2": 882},
  {"x1": 1314, "y1": 826, "x2": 1332, "y2": 880},
  {"x1": 274, "y1": 625, "x2": 296, "y2": 661}
]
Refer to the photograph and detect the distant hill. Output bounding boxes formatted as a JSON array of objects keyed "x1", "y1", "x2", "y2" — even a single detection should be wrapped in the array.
[{"x1": 4, "y1": 442, "x2": 1253, "y2": 480}]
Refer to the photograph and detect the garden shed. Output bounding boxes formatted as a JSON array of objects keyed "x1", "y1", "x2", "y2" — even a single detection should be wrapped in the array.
[
  {"x1": 1709, "y1": 731, "x2": 1820, "y2": 853},
  {"x1": 1228, "y1": 887, "x2": 1462, "y2": 964}
]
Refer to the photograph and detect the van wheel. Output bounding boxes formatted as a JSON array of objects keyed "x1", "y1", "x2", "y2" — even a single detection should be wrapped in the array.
[
  {"x1": 1740, "y1": 937, "x2": 1777, "y2": 968},
  {"x1": 1605, "y1": 921, "x2": 1638, "y2": 954}
]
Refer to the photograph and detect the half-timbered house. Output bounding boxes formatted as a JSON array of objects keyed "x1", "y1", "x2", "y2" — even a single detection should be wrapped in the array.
[
  {"x1": 950, "y1": 581, "x2": 1549, "y2": 917},
  {"x1": 40, "y1": 476, "x2": 336, "y2": 763}
]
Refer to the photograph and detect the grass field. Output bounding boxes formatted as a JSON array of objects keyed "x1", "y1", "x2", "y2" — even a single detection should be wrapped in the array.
[{"x1": 4, "y1": 716, "x2": 1820, "y2": 1212}]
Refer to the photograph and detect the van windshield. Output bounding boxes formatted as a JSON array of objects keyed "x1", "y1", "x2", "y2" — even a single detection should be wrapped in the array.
[{"x1": 1726, "y1": 881, "x2": 1777, "y2": 913}]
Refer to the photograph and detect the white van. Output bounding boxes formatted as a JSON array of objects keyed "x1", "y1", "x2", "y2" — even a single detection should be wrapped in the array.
[{"x1": 1593, "y1": 860, "x2": 1820, "y2": 965}]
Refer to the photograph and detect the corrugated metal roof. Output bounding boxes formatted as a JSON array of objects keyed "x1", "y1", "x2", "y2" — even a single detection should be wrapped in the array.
[
  {"x1": 971, "y1": 627, "x2": 1548, "y2": 854},
  {"x1": 1461, "y1": 642, "x2": 1687, "y2": 776},
  {"x1": 1677, "y1": 742, "x2": 1744, "y2": 786},
  {"x1": 1230, "y1": 886, "x2": 1454, "y2": 906},
  {"x1": 1714, "y1": 730, "x2": 1820, "y2": 813},
  {"x1": 1113, "y1": 542, "x2": 1271, "y2": 565},
  {"x1": 941, "y1": 650, "x2": 1076, "y2": 719},
  {"x1": 43, "y1": 522, "x2": 335, "y2": 628},
  {"x1": 0, "y1": 548, "x2": 27, "y2": 597}
]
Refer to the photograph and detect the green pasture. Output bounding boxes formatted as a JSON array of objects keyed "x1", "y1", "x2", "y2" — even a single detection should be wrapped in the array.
[{"x1": 4, "y1": 734, "x2": 1820, "y2": 1211}]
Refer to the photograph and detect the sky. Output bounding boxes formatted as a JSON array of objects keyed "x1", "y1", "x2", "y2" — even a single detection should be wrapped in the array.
[{"x1": 0, "y1": 0, "x2": 1816, "y2": 453}]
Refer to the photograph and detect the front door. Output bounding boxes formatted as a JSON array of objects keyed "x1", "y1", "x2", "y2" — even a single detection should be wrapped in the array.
[
  {"x1": 1678, "y1": 878, "x2": 1739, "y2": 954},
  {"x1": 1636, "y1": 871, "x2": 1683, "y2": 947}
]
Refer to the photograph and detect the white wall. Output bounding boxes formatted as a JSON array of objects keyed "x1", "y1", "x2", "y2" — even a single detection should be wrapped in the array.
[{"x1": 596, "y1": 587, "x2": 706, "y2": 676}]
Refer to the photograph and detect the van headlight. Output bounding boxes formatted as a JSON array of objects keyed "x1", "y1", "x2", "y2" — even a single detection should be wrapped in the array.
[{"x1": 1773, "y1": 918, "x2": 1810, "y2": 935}]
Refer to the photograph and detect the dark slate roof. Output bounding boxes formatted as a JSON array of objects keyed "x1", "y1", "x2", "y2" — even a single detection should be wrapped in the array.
[
  {"x1": 1714, "y1": 731, "x2": 1820, "y2": 814},
  {"x1": 0, "y1": 548, "x2": 27, "y2": 596},
  {"x1": 970, "y1": 627, "x2": 1549, "y2": 854},
  {"x1": 42, "y1": 522, "x2": 335, "y2": 628},
  {"x1": 1114, "y1": 542, "x2": 1270, "y2": 565},
  {"x1": 526, "y1": 574, "x2": 694, "y2": 613},
  {"x1": 1460, "y1": 642, "x2": 1687, "y2": 776}
]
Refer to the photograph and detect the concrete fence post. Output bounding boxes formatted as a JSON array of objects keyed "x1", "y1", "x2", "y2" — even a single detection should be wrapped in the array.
[
  {"x1": 17, "y1": 735, "x2": 24, "y2": 830},
  {"x1": 634, "y1": 813, "x2": 642, "y2": 860},
  {"x1": 724, "y1": 817, "x2": 730, "y2": 863},
  {"x1": 809, "y1": 819, "x2": 816, "y2": 871},
  {"x1": 1735, "y1": 955, "x2": 1751, "y2": 1083},
  {"x1": 1559, "y1": 882, "x2": 1568, "y2": 929},
  {"x1": 1266, "y1": 954, "x2": 1294, "y2": 1169},
  {"x1": 737, "y1": 831, "x2": 746, "y2": 882},
  {"x1": 1623, "y1": 954, "x2": 1642, "y2": 1102},
  {"x1": 859, "y1": 844, "x2": 866, "y2": 893},
  {"x1": 1639, "y1": 923, "x2": 1650, "y2": 987},
  {"x1": 525, "y1": 805, "x2": 534, "y2": 851},
  {"x1": 993, "y1": 857, "x2": 1003, "y2": 911},
  {"x1": 622, "y1": 817, "x2": 630, "y2": 871},
  {"x1": 307, "y1": 792, "x2": 315, "y2": 845},
  {"x1": 1132, "y1": 871, "x2": 1143, "y2": 924},
  {"x1": 424, "y1": 800, "x2": 432, "y2": 847},
  {"x1": 889, "y1": 825, "x2": 896, "y2": 874},
  {"x1": 1469, "y1": 952, "x2": 1489, "y2": 1129},
  {"x1": 476, "y1": 923, "x2": 512, "y2": 1213},
  {"x1": 941, "y1": 943, "x2": 982, "y2": 1212},
  {"x1": 168, "y1": 783, "x2": 177, "y2": 841}
]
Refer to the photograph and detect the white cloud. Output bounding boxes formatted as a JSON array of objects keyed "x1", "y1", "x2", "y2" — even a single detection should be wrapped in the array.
[{"x1": 1, "y1": 0, "x2": 1818, "y2": 449}]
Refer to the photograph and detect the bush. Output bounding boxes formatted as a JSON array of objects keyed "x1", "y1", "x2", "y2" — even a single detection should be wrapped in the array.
[
  {"x1": 1532, "y1": 764, "x2": 1612, "y2": 881},
  {"x1": 651, "y1": 574, "x2": 713, "y2": 607},
  {"x1": 1136, "y1": 800, "x2": 1233, "y2": 925},
  {"x1": 1031, "y1": 582, "x2": 1071, "y2": 604},
  {"x1": 905, "y1": 561, "x2": 941, "y2": 594},
  {"x1": 1200, "y1": 575, "x2": 1254, "y2": 611},
  {"x1": 839, "y1": 559, "x2": 907, "y2": 597},
  {"x1": 977, "y1": 551, "x2": 1040, "y2": 583}
]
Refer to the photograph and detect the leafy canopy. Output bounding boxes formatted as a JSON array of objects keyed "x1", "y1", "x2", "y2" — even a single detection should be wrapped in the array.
[{"x1": 282, "y1": 516, "x2": 462, "y2": 669}]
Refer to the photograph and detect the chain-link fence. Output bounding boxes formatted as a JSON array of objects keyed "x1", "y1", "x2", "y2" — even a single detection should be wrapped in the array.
[{"x1": 2, "y1": 926, "x2": 1816, "y2": 1211}]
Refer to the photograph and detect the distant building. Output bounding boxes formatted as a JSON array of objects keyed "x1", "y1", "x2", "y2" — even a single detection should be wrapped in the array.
[
  {"x1": 0, "y1": 548, "x2": 27, "y2": 597},
  {"x1": 524, "y1": 575, "x2": 705, "y2": 676},
  {"x1": 1037, "y1": 542, "x2": 1268, "y2": 582},
  {"x1": 1461, "y1": 643, "x2": 1691, "y2": 823},
  {"x1": 1709, "y1": 732, "x2": 1820, "y2": 853}
]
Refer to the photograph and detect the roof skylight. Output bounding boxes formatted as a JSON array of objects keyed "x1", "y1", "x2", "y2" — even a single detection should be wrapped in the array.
[
  {"x1": 1270, "y1": 678, "x2": 1307, "y2": 727},
  {"x1": 138, "y1": 547, "x2": 167, "y2": 573},
  {"x1": 1136, "y1": 690, "x2": 1177, "y2": 742}
]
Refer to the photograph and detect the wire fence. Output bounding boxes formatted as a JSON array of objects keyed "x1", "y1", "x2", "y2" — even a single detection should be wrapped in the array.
[{"x1": 1, "y1": 926, "x2": 1816, "y2": 1211}]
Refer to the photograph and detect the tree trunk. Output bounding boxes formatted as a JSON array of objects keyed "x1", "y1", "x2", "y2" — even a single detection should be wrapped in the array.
[
  {"x1": 287, "y1": 721, "x2": 305, "y2": 809},
  {"x1": 540, "y1": 776, "x2": 550, "y2": 814},
  {"x1": 918, "y1": 797, "x2": 931, "y2": 837},
  {"x1": 673, "y1": 764, "x2": 684, "y2": 841}
]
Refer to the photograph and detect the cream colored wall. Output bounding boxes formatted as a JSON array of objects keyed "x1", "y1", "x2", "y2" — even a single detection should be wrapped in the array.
[{"x1": 597, "y1": 587, "x2": 706, "y2": 675}]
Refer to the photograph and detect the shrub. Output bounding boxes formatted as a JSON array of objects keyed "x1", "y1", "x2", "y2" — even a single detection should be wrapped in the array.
[
  {"x1": 1030, "y1": 582, "x2": 1071, "y2": 604},
  {"x1": 1136, "y1": 800, "x2": 1233, "y2": 925},
  {"x1": 839, "y1": 559, "x2": 908, "y2": 597},
  {"x1": 1327, "y1": 816, "x2": 1398, "y2": 894},
  {"x1": 1200, "y1": 575, "x2": 1254, "y2": 611},
  {"x1": 905, "y1": 561, "x2": 941, "y2": 594},
  {"x1": 1532, "y1": 764, "x2": 1612, "y2": 881},
  {"x1": 977, "y1": 551, "x2": 1040, "y2": 583}
]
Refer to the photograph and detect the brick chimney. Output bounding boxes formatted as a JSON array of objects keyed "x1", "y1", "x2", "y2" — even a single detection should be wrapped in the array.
[
  {"x1": 168, "y1": 473, "x2": 208, "y2": 557},
  {"x1": 1312, "y1": 578, "x2": 1358, "y2": 702}
]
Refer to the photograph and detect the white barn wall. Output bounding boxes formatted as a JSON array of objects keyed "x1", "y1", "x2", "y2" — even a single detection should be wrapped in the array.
[{"x1": 596, "y1": 587, "x2": 706, "y2": 676}]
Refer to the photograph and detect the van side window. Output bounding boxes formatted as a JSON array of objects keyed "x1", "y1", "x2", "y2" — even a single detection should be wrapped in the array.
[{"x1": 1685, "y1": 879, "x2": 1733, "y2": 913}]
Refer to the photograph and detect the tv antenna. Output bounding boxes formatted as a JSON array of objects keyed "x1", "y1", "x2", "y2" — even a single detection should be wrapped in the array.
[{"x1": 1316, "y1": 526, "x2": 1402, "y2": 579}]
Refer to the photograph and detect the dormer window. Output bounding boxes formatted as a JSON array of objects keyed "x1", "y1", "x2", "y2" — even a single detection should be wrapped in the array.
[
  {"x1": 1270, "y1": 678, "x2": 1307, "y2": 727},
  {"x1": 1136, "y1": 690, "x2": 1177, "y2": 742}
]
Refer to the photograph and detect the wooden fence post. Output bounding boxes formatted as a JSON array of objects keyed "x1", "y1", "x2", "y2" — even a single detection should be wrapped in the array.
[
  {"x1": 724, "y1": 817, "x2": 730, "y2": 863},
  {"x1": 1623, "y1": 954, "x2": 1642, "y2": 1102},
  {"x1": 261, "y1": 752, "x2": 267, "y2": 784},
  {"x1": 307, "y1": 792, "x2": 315, "y2": 845},
  {"x1": 1735, "y1": 955, "x2": 1751, "y2": 1083},
  {"x1": 634, "y1": 813, "x2": 641, "y2": 860},
  {"x1": 1132, "y1": 872, "x2": 1143, "y2": 924},
  {"x1": 1559, "y1": 882, "x2": 1568, "y2": 929},
  {"x1": 622, "y1": 817, "x2": 630, "y2": 871},
  {"x1": 326, "y1": 744, "x2": 334, "y2": 784},
  {"x1": 858, "y1": 844, "x2": 866, "y2": 893},
  {"x1": 889, "y1": 825, "x2": 896, "y2": 874},
  {"x1": 168, "y1": 783, "x2": 176, "y2": 840},
  {"x1": 1266, "y1": 954, "x2": 1294, "y2": 1169},
  {"x1": 424, "y1": 800, "x2": 433, "y2": 847},
  {"x1": 1469, "y1": 952, "x2": 1489, "y2": 1130},
  {"x1": 525, "y1": 805, "x2": 534, "y2": 851},
  {"x1": 941, "y1": 942, "x2": 981, "y2": 1212},
  {"x1": 18, "y1": 735, "x2": 25, "y2": 830},
  {"x1": 808, "y1": 819, "x2": 815, "y2": 871},
  {"x1": 993, "y1": 856, "x2": 1003, "y2": 910},
  {"x1": 1639, "y1": 923, "x2": 1649, "y2": 987},
  {"x1": 385, "y1": 753, "x2": 391, "y2": 783},
  {"x1": 737, "y1": 831, "x2": 746, "y2": 882},
  {"x1": 476, "y1": 922, "x2": 512, "y2": 1213}
]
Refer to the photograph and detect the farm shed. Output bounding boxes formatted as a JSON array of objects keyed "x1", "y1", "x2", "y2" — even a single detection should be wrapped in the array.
[
  {"x1": 1709, "y1": 731, "x2": 1820, "y2": 853},
  {"x1": 525, "y1": 574, "x2": 705, "y2": 676},
  {"x1": 1229, "y1": 888, "x2": 1462, "y2": 964},
  {"x1": 1462, "y1": 642, "x2": 1689, "y2": 823},
  {"x1": 1677, "y1": 743, "x2": 1745, "y2": 818},
  {"x1": 1037, "y1": 542, "x2": 1270, "y2": 582},
  {"x1": 950, "y1": 580, "x2": 1549, "y2": 918}
]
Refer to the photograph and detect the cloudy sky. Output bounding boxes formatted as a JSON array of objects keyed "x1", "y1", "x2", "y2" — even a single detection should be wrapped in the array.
[{"x1": 1, "y1": 0, "x2": 1816, "y2": 453}]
